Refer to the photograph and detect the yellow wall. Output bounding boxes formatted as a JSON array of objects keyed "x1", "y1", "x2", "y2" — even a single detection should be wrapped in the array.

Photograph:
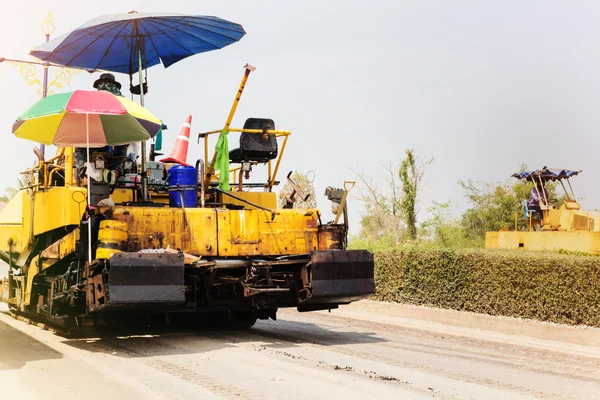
[{"x1": 486, "y1": 231, "x2": 600, "y2": 253}]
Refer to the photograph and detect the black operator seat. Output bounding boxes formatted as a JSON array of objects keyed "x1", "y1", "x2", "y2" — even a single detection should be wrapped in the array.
[{"x1": 229, "y1": 118, "x2": 278, "y2": 163}]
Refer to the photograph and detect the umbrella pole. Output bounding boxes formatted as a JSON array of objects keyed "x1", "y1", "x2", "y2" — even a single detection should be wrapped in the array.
[
  {"x1": 86, "y1": 113, "x2": 92, "y2": 266},
  {"x1": 138, "y1": 48, "x2": 148, "y2": 201}
]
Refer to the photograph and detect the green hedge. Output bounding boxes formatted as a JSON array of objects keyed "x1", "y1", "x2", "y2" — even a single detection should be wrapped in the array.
[{"x1": 374, "y1": 249, "x2": 600, "y2": 327}]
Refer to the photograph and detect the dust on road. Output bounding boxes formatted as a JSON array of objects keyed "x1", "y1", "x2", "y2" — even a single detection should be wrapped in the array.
[{"x1": 1, "y1": 303, "x2": 599, "y2": 400}]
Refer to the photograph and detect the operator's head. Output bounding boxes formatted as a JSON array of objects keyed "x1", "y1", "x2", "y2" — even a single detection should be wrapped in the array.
[{"x1": 93, "y1": 73, "x2": 123, "y2": 96}]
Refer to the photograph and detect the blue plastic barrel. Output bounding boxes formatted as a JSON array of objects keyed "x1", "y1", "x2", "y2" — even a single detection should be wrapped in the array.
[{"x1": 168, "y1": 165, "x2": 198, "y2": 208}]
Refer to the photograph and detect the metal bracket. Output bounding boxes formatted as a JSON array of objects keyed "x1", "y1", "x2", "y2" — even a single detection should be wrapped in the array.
[{"x1": 285, "y1": 171, "x2": 310, "y2": 208}]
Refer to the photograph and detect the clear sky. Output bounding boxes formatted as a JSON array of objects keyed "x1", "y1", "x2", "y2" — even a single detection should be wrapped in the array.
[{"x1": 1, "y1": 1, "x2": 600, "y2": 235}]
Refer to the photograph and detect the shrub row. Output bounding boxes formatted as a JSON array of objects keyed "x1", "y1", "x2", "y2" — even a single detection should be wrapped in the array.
[{"x1": 373, "y1": 249, "x2": 600, "y2": 327}]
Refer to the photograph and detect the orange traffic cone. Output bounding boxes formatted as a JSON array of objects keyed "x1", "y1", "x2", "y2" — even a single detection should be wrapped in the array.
[{"x1": 161, "y1": 115, "x2": 192, "y2": 166}]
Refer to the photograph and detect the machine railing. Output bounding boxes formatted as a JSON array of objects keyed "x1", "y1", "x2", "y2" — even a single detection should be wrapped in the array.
[
  {"x1": 198, "y1": 64, "x2": 291, "y2": 193},
  {"x1": 199, "y1": 128, "x2": 290, "y2": 192},
  {"x1": 19, "y1": 147, "x2": 72, "y2": 190}
]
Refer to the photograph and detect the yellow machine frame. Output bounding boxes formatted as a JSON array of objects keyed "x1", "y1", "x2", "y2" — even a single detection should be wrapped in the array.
[{"x1": 0, "y1": 63, "x2": 374, "y2": 327}]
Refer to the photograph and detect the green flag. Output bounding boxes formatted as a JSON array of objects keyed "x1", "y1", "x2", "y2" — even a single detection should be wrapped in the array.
[
  {"x1": 154, "y1": 122, "x2": 167, "y2": 151},
  {"x1": 214, "y1": 129, "x2": 230, "y2": 191}
]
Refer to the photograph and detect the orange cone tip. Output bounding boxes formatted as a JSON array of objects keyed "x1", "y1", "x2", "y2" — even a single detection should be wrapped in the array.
[{"x1": 161, "y1": 115, "x2": 192, "y2": 166}]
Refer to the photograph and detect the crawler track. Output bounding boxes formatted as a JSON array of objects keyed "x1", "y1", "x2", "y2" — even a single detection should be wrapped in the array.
[{"x1": 8, "y1": 309, "x2": 75, "y2": 336}]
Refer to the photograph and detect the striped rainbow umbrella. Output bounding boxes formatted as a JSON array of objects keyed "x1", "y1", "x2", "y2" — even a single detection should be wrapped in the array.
[
  {"x1": 12, "y1": 89, "x2": 162, "y2": 265},
  {"x1": 12, "y1": 90, "x2": 162, "y2": 146}
]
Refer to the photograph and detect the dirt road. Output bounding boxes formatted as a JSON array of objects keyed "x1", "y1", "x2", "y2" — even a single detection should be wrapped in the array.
[{"x1": 1, "y1": 302, "x2": 599, "y2": 400}]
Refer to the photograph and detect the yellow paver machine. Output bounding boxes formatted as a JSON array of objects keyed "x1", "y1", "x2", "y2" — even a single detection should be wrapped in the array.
[
  {"x1": 0, "y1": 65, "x2": 375, "y2": 330},
  {"x1": 485, "y1": 167, "x2": 600, "y2": 254}
]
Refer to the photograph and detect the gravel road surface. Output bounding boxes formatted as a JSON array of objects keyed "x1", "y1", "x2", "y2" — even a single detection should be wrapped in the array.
[{"x1": 1, "y1": 302, "x2": 599, "y2": 400}]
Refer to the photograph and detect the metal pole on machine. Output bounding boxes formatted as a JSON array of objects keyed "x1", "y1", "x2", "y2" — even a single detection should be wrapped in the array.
[
  {"x1": 134, "y1": 20, "x2": 148, "y2": 201},
  {"x1": 138, "y1": 48, "x2": 148, "y2": 200},
  {"x1": 204, "y1": 64, "x2": 255, "y2": 189}
]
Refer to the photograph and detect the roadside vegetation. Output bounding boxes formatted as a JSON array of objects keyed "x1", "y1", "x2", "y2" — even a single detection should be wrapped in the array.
[
  {"x1": 349, "y1": 153, "x2": 563, "y2": 251},
  {"x1": 348, "y1": 151, "x2": 597, "y2": 327},
  {"x1": 374, "y1": 248, "x2": 600, "y2": 327}
]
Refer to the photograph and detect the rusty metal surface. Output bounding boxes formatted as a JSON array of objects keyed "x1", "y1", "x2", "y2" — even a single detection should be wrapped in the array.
[
  {"x1": 86, "y1": 273, "x2": 106, "y2": 313},
  {"x1": 244, "y1": 287, "x2": 290, "y2": 297},
  {"x1": 317, "y1": 225, "x2": 346, "y2": 250},
  {"x1": 216, "y1": 209, "x2": 318, "y2": 256},
  {"x1": 101, "y1": 207, "x2": 219, "y2": 256},
  {"x1": 101, "y1": 206, "x2": 319, "y2": 257}
]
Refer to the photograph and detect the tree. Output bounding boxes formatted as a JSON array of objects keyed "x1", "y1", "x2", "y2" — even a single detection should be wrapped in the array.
[
  {"x1": 352, "y1": 151, "x2": 432, "y2": 244},
  {"x1": 351, "y1": 162, "x2": 404, "y2": 242},
  {"x1": 421, "y1": 201, "x2": 480, "y2": 248},
  {"x1": 399, "y1": 149, "x2": 432, "y2": 241},
  {"x1": 277, "y1": 170, "x2": 317, "y2": 209}
]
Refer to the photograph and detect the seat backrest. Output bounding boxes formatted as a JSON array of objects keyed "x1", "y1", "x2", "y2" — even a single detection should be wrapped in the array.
[{"x1": 239, "y1": 118, "x2": 278, "y2": 162}]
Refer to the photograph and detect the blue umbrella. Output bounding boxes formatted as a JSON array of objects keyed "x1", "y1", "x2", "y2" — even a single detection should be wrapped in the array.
[
  {"x1": 30, "y1": 11, "x2": 245, "y2": 200},
  {"x1": 30, "y1": 11, "x2": 246, "y2": 74}
]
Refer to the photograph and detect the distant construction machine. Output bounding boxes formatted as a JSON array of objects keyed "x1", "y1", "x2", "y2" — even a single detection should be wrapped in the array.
[{"x1": 485, "y1": 167, "x2": 600, "y2": 253}]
